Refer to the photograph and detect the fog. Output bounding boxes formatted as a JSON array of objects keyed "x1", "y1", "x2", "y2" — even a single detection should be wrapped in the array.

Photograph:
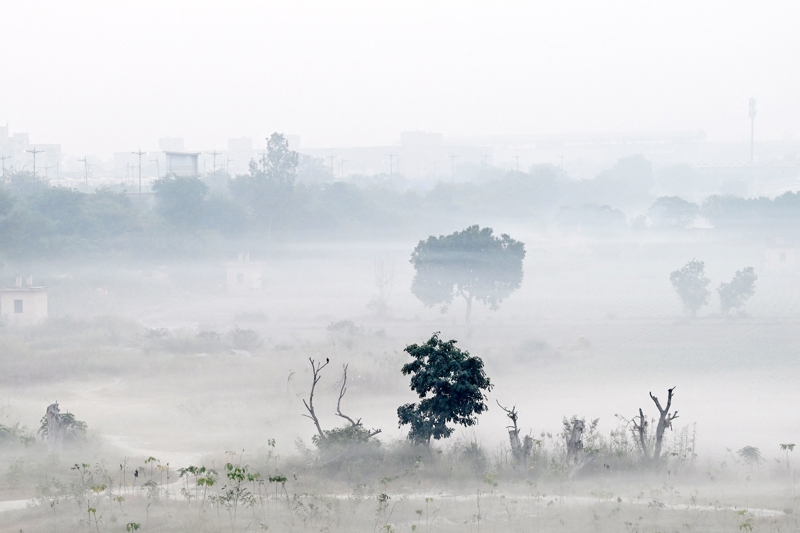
[{"x1": 1, "y1": 2, "x2": 800, "y2": 532}]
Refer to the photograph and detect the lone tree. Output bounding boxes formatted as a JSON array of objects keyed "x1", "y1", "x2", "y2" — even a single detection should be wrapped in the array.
[
  {"x1": 717, "y1": 266, "x2": 757, "y2": 315},
  {"x1": 230, "y1": 132, "x2": 299, "y2": 233},
  {"x1": 669, "y1": 259, "x2": 710, "y2": 317},
  {"x1": 410, "y1": 225, "x2": 526, "y2": 323},
  {"x1": 398, "y1": 333, "x2": 493, "y2": 446}
]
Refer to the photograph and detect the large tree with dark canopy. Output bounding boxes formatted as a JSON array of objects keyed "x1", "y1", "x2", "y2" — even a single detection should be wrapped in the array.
[
  {"x1": 397, "y1": 333, "x2": 492, "y2": 446},
  {"x1": 230, "y1": 132, "x2": 299, "y2": 233},
  {"x1": 410, "y1": 225, "x2": 525, "y2": 322}
]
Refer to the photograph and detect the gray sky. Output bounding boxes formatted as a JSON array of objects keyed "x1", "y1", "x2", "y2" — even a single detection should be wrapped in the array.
[{"x1": 1, "y1": 0, "x2": 799, "y2": 154}]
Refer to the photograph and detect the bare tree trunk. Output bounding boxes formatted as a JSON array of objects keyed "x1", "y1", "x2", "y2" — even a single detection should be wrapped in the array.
[
  {"x1": 650, "y1": 387, "x2": 679, "y2": 461},
  {"x1": 497, "y1": 401, "x2": 531, "y2": 463},
  {"x1": 632, "y1": 408, "x2": 650, "y2": 459},
  {"x1": 566, "y1": 419, "x2": 585, "y2": 463},
  {"x1": 45, "y1": 403, "x2": 65, "y2": 451},
  {"x1": 302, "y1": 357, "x2": 329, "y2": 443}
]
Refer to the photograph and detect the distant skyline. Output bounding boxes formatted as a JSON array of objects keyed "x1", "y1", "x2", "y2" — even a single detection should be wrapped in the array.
[{"x1": 2, "y1": 0, "x2": 799, "y2": 156}]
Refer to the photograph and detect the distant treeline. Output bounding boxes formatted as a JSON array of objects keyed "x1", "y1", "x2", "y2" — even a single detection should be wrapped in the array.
[{"x1": 1, "y1": 134, "x2": 799, "y2": 259}]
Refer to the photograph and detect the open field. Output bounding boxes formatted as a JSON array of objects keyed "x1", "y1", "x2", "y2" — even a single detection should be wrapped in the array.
[{"x1": 0, "y1": 232, "x2": 798, "y2": 531}]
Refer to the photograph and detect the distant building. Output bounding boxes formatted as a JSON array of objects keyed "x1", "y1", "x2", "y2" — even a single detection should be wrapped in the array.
[
  {"x1": 165, "y1": 151, "x2": 200, "y2": 176},
  {"x1": 765, "y1": 246, "x2": 796, "y2": 271},
  {"x1": 0, "y1": 275, "x2": 48, "y2": 324},
  {"x1": 226, "y1": 253, "x2": 262, "y2": 294}
]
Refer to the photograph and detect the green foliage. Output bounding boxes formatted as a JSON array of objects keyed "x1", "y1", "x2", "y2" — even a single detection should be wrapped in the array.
[
  {"x1": 736, "y1": 446, "x2": 763, "y2": 465},
  {"x1": 717, "y1": 266, "x2": 757, "y2": 314},
  {"x1": 410, "y1": 225, "x2": 525, "y2": 321},
  {"x1": 669, "y1": 259, "x2": 710, "y2": 316},
  {"x1": 398, "y1": 333, "x2": 493, "y2": 445},
  {"x1": 38, "y1": 411, "x2": 88, "y2": 442},
  {"x1": 648, "y1": 196, "x2": 700, "y2": 229},
  {"x1": 230, "y1": 132, "x2": 299, "y2": 228},
  {"x1": 152, "y1": 175, "x2": 208, "y2": 229},
  {"x1": 311, "y1": 424, "x2": 377, "y2": 451}
]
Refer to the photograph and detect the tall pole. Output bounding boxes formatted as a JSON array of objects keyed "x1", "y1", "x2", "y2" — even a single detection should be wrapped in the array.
[
  {"x1": 385, "y1": 153, "x2": 397, "y2": 178},
  {"x1": 151, "y1": 157, "x2": 160, "y2": 179},
  {"x1": 26, "y1": 147, "x2": 44, "y2": 177},
  {"x1": 0, "y1": 154, "x2": 9, "y2": 177},
  {"x1": 132, "y1": 149, "x2": 146, "y2": 195},
  {"x1": 78, "y1": 157, "x2": 89, "y2": 191},
  {"x1": 749, "y1": 98, "x2": 757, "y2": 165},
  {"x1": 448, "y1": 154, "x2": 458, "y2": 182},
  {"x1": 339, "y1": 158, "x2": 348, "y2": 180},
  {"x1": 207, "y1": 150, "x2": 222, "y2": 173},
  {"x1": 513, "y1": 154, "x2": 521, "y2": 172},
  {"x1": 226, "y1": 157, "x2": 234, "y2": 174},
  {"x1": 327, "y1": 154, "x2": 336, "y2": 175}
]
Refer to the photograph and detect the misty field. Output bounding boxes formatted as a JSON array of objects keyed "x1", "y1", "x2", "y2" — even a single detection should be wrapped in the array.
[{"x1": 0, "y1": 232, "x2": 798, "y2": 532}]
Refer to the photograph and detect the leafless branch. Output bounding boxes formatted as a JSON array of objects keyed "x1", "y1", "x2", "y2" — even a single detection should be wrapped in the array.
[
  {"x1": 302, "y1": 357, "x2": 330, "y2": 441},
  {"x1": 496, "y1": 399, "x2": 519, "y2": 433},
  {"x1": 336, "y1": 364, "x2": 361, "y2": 427}
]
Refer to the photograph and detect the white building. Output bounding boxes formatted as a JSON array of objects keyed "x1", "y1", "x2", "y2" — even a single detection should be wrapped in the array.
[
  {"x1": 0, "y1": 275, "x2": 48, "y2": 324},
  {"x1": 226, "y1": 253, "x2": 262, "y2": 293},
  {"x1": 765, "y1": 246, "x2": 796, "y2": 271}
]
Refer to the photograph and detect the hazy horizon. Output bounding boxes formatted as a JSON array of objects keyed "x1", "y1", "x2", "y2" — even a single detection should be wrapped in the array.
[{"x1": 2, "y1": 1, "x2": 799, "y2": 156}]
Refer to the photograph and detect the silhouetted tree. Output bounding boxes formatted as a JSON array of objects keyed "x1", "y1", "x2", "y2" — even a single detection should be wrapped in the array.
[
  {"x1": 397, "y1": 333, "x2": 492, "y2": 446},
  {"x1": 669, "y1": 259, "x2": 710, "y2": 316},
  {"x1": 230, "y1": 133, "x2": 299, "y2": 233},
  {"x1": 410, "y1": 225, "x2": 525, "y2": 323},
  {"x1": 718, "y1": 266, "x2": 757, "y2": 315},
  {"x1": 152, "y1": 175, "x2": 208, "y2": 230},
  {"x1": 648, "y1": 196, "x2": 700, "y2": 229}
]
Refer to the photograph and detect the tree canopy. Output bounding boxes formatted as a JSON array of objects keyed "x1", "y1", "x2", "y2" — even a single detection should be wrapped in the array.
[
  {"x1": 669, "y1": 259, "x2": 710, "y2": 316},
  {"x1": 397, "y1": 333, "x2": 493, "y2": 446},
  {"x1": 410, "y1": 225, "x2": 525, "y2": 322},
  {"x1": 230, "y1": 132, "x2": 299, "y2": 231},
  {"x1": 718, "y1": 266, "x2": 757, "y2": 315}
]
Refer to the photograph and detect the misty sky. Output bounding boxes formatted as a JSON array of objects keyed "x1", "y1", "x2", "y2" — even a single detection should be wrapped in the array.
[{"x1": 1, "y1": 0, "x2": 799, "y2": 155}]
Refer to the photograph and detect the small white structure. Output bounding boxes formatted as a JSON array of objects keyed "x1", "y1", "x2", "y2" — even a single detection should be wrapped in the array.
[
  {"x1": 0, "y1": 275, "x2": 48, "y2": 324},
  {"x1": 765, "y1": 246, "x2": 796, "y2": 271},
  {"x1": 226, "y1": 253, "x2": 262, "y2": 293},
  {"x1": 165, "y1": 151, "x2": 200, "y2": 176}
]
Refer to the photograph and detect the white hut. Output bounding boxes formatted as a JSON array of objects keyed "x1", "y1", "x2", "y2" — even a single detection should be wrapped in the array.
[
  {"x1": 0, "y1": 275, "x2": 48, "y2": 324},
  {"x1": 226, "y1": 253, "x2": 262, "y2": 293}
]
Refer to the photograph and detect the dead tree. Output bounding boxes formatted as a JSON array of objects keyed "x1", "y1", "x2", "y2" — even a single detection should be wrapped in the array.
[
  {"x1": 336, "y1": 364, "x2": 381, "y2": 438},
  {"x1": 565, "y1": 418, "x2": 585, "y2": 463},
  {"x1": 302, "y1": 357, "x2": 329, "y2": 443},
  {"x1": 497, "y1": 400, "x2": 532, "y2": 463},
  {"x1": 631, "y1": 408, "x2": 650, "y2": 459},
  {"x1": 650, "y1": 387, "x2": 679, "y2": 461},
  {"x1": 45, "y1": 403, "x2": 66, "y2": 450}
]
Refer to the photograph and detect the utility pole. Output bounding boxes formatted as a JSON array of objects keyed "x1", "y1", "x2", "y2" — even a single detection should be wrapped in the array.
[
  {"x1": 339, "y1": 158, "x2": 348, "y2": 180},
  {"x1": 513, "y1": 154, "x2": 521, "y2": 172},
  {"x1": 749, "y1": 97, "x2": 757, "y2": 165},
  {"x1": 482, "y1": 153, "x2": 490, "y2": 166},
  {"x1": 226, "y1": 157, "x2": 234, "y2": 174},
  {"x1": 151, "y1": 157, "x2": 160, "y2": 179},
  {"x1": 326, "y1": 154, "x2": 336, "y2": 175},
  {"x1": 385, "y1": 153, "x2": 397, "y2": 178},
  {"x1": 78, "y1": 157, "x2": 89, "y2": 191},
  {"x1": 0, "y1": 154, "x2": 9, "y2": 177},
  {"x1": 448, "y1": 154, "x2": 458, "y2": 182},
  {"x1": 26, "y1": 147, "x2": 44, "y2": 177},
  {"x1": 132, "y1": 149, "x2": 146, "y2": 194},
  {"x1": 207, "y1": 150, "x2": 222, "y2": 173}
]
